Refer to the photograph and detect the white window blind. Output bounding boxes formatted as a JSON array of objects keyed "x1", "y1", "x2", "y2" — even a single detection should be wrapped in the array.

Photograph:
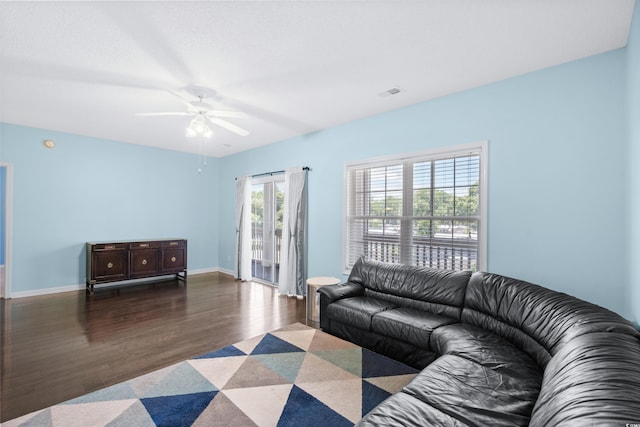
[{"x1": 344, "y1": 143, "x2": 486, "y2": 272}]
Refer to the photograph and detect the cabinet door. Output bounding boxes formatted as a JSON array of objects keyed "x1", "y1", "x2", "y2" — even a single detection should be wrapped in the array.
[
  {"x1": 92, "y1": 249, "x2": 128, "y2": 282},
  {"x1": 130, "y1": 248, "x2": 159, "y2": 278},
  {"x1": 161, "y1": 240, "x2": 186, "y2": 273}
]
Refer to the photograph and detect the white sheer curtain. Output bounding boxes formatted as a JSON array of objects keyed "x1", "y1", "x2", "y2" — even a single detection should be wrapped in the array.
[
  {"x1": 235, "y1": 175, "x2": 252, "y2": 281},
  {"x1": 279, "y1": 167, "x2": 308, "y2": 296}
]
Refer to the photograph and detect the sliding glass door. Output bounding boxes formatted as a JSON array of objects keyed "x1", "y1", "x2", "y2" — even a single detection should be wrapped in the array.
[{"x1": 251, "y1": 177, "x2": 285, "y2": 285}]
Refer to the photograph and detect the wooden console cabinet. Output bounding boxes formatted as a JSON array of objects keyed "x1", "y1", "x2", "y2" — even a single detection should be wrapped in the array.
[{"x1": 86, "y1": 239, "x2": 187, "y2": 293}]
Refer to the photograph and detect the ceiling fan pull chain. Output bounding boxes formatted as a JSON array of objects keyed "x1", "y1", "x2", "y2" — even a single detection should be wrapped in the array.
[
  {"x1": 203, "y1": 134, "x2": 208, "y2": 167},
  {"x1": 198, "y1": 136, "x2": 202, "y2": 173}
]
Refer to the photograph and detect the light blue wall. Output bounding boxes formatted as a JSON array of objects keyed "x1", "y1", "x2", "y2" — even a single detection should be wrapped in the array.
[
  {"x1": 628, "y1": 3, "x2": 640, "y2": 326},
  {"x1": 0, "y1": 165, "x2": 5, "y2": 265},
  {"x1": 219, "y1": 49, "x2": 630, "y2": 318},
  {"x1": 0, "y1": 123, "x2": 220, "y2": 293},
  {"x1": 0, "y1": 19, "x2": 635, "y2": 322}
]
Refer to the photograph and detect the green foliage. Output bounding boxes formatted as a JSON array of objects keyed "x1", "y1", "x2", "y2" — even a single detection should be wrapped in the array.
[
  {"x1": 368, "y1": 193, "x2": 402, "y2": 216},
  {"x1": 251, "y1": 184, "x2": 285, "y2": 230},
  {"x1": 251, "y1": 190, "x2": 264, "y2": 224},
  {"x1": 367, "y1": 182, "x2": 479, "y2": 237}
]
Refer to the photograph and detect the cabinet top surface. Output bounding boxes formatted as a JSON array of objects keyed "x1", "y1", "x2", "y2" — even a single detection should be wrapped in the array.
[{"x1": 87, "y1": 238, "x2": 186, "y2": 245}]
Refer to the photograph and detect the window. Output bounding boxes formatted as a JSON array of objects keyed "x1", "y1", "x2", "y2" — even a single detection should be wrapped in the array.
[{"x1": 344, "y1": 142, "x2": 487, "y2": 272}]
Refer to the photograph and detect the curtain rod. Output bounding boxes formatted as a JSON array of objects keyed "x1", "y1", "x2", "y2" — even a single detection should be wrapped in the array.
[{"x1": 235, "y1": 166, "x2": 310, "y2": 180}]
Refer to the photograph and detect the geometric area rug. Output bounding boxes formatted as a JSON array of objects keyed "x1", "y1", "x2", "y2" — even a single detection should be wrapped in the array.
[{"x1": 4, "y1": 323, "x2": 419, "y2": 426}]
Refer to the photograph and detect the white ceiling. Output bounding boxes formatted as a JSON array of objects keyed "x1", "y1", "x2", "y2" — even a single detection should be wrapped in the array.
[{"x1": 0, "y1": 1, "x2": 635, "y2": 157}]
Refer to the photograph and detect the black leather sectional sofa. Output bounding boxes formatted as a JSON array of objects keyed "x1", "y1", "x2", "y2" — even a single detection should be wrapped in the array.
[{"x1": 318, "y1": 258, "x2": 640, "y2": 426}]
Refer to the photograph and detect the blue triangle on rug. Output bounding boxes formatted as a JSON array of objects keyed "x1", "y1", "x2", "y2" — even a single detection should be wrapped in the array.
[
  {"x1": 194, "y1": 345, "x2": 247, "y2": 359},
  {"x1": 277, "y1": 385, "x2": 352, "y2": 427},
  {"x1": 362, "y1": 380, "x2": 392, "y2": 417},
  {"x1": 361, "y1": 348, "x2": 419, "y2": 378},
  {"x1": 141, "y1": 391, "x2": 217, "y2": 427},
  {"x1": 65, "y1": 381, "x2": 137, "y2": 404},
  {"x1": 17, "y1": 408, "x2": 52, "y2": 425},
  {"x1": 142, "y1": 362, "x2": 217, "y2": 398},
  {"x1": 251, "y1": 333, "x2": 305, "y2": 355}
]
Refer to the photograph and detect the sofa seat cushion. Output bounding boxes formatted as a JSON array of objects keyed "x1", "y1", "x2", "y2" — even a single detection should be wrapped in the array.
[
  {"x1": 371, "y1": 307, "x2": 457, "y2": 349},
  {"x1": 357, "y1": 392, "x2": 466, "y2": 427},
  {"x1": 403, "y1": 355, "x2": 541, "y2": 426},
  {"x1": 326, "y1": 297, "x2": 397, "y2": 331},
  {"x1": 430, "y1": 323, "x2": 543, "y2": 380}
]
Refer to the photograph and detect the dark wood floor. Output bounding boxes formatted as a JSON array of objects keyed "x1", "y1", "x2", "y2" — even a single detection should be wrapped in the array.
[{"x1": 0, "y1": 273, "x2": 309, "y2": 422}]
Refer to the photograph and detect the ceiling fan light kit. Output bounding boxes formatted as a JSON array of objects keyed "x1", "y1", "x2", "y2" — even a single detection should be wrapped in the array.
[
  {"x1": 134, "y1": 88, "x2": 251, "y2": 172},
  {"x1": 186, "y1": 116, "x2": 213, "y2": 138},
  {"x1": 137, "y1": 89, "x2": 250, "y2": 138}
]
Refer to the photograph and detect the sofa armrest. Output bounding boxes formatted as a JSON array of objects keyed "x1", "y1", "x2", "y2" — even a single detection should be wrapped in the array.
[
  {"x1": 317, "y1": 282, "x2": 364, "y2": 302},
  {"x1": 318, "y1": 282, "x2": 364, "y2": 330}
]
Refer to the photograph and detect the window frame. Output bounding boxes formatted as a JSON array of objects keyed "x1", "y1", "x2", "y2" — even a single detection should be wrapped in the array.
[
  {"x1": 342, "y1": 141, "x2": 488, "y2": 273},
  {"x1": 250, "y1": 174, "x2": 286, "y2": 286}
]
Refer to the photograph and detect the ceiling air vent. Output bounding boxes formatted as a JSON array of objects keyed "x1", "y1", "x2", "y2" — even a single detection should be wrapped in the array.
[{"x1": 378, "y1": 87, "x2": 403, "y2": 98}]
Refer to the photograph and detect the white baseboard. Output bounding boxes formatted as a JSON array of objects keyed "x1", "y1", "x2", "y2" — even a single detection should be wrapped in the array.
[
  {"x1": 188, "y1": 267, "x2": 220, "y2": 275},
  {"x1": 189, "y1": 267, "x2": 235, "y2": 277},
  {"x1": 216, "y1": 267, "x2": 236, "y2": 277},
  {"x1": 8, "y1": 267, "x2": 236, "y2": 299},
  {"x1": 11, "y1": 283, "x2": 85, "y2": 299},
  {"x1": 0, "y1": 264, "x2": 4, "y2": 298}
]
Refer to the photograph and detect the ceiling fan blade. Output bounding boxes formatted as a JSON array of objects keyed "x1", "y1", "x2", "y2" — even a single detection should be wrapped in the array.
[
  {"x1": 136, "y1": 112, "x2": 192, "y2": 116},
  {"x1": 206, "y1": 110, "x2": 248, "y2": 119},
  {"x1": 208, "y1": 118, "x2": 250, "y2": 136}
]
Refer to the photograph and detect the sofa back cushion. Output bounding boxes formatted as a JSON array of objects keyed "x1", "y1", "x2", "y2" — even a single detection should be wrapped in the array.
[
  {"x1": 462, "y1": 272, "x2": 640, "y2": 368},
  {"x1": 347, "y1": 258, "x2": 470, "y2": 320},
  {"x1": 529, "y1": 332, "x2": 640, "y2": 426}
]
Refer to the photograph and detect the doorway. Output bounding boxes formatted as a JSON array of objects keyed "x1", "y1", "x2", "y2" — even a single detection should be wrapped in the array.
[
  {"x1": 251, "y1": 177, "x2": 285, "y2": 286},
  {"x1": 0, "y1": 163, "x2": 12, "y2": 299}
]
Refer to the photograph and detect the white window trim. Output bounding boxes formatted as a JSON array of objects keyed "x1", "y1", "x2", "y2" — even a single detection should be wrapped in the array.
[{"x1": 342, "y1": 141, "x2": 488, "y2": 274}]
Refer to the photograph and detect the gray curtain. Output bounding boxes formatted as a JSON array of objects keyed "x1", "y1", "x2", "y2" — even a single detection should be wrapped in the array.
[
  {"x1": 279, "y1": 167, "x2": 308, "y2": 296},
  {"x1": 235, "y1": 176, "x2": 252, "y2": 281}
]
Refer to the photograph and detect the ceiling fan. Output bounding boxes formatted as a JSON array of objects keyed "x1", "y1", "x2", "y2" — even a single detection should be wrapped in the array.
[{"x1": 136, "y1": 87, "x2": 250, "y2": 137}]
